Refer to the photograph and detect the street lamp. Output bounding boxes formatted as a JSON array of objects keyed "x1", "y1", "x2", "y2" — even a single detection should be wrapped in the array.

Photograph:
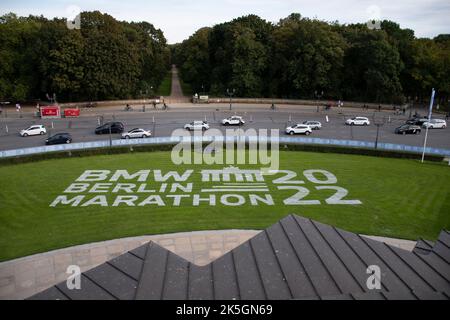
[
  {"x1": 373, "y1": 115, "x2": 386, "y2": 149},
  {"x1": 227, "y1": 88, "x2": 236, "y2": 111},
  {"x1": 315, "y1": 90, "x2": 324, "y2": 112}
]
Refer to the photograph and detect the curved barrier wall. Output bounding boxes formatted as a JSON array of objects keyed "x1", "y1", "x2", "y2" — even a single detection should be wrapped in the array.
[{"x1": 1, "y1": 136, "x2": 450, "y2": 159}]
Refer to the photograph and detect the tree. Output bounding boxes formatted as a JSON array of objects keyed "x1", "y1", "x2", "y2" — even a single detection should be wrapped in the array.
[
  {"x1": 342, "y1": 25, "x2": 403, "y2": 103},
  {"x1": 0, "y1": 11, "x2": 170, "y2": 102},
  {"x1": 175, "y1": 27, "x2": 211, "y2": 93},
  {"x1": 269, "y1": 14, "x2": 346, "y2": 98}
]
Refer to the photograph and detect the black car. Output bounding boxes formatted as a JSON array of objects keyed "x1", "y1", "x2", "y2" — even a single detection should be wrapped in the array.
[
  {"x1": 45, "y1": 133, "x2": 72, "y2": 145},
  {"x1": 95, "y1": 122, "x2": 124, "y2": 134},
  {"x1": 405, "y1": 117, "x2": 428, "y2": 126},
  {"x1": 395, "y1": 125, "x2": 421, "y2": 135}
]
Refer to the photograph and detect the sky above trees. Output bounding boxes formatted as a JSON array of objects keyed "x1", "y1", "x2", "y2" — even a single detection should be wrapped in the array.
[{"x1": 0, "y1": 0, "x2": 449, "y2": 43}]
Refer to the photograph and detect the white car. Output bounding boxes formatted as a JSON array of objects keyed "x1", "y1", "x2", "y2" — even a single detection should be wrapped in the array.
[
  {"x1": 285, "y1": 124, "x2": 312, "y2": 135},
  {"x1": 20, "y1": 125, "x2": 46, "y2": 137},
  {"x1": 121, "y1": 128, "x2": 152, "y2": 139},
  {"x1": 422, "y1": 119, "x2": 447, "y2": 129},
  {"x1": 302, "y1": 120, "x2": 322, "y2": 130},
  {"x1": 184, "y1": 121, "x2": 210, "y2": 131},
  {"x1": 222, "y1": 116, "x2": 245, "y2": 126},
  {"x1": 346, "y1": 117, "x2": 370, "y2": 126}
]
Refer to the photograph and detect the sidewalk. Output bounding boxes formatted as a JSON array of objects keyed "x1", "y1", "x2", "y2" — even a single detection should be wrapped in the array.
[
  {"x1": 0, "y1": 230, "x2": 416, "y2": 300},
  {"x1": 0, "y1": 103, "x2": 415, "y2": 122}
]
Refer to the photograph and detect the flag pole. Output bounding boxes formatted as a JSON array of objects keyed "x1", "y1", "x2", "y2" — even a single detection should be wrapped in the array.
[{"x1": 421, "y1": 88, "x2": 435, "y2": 163}]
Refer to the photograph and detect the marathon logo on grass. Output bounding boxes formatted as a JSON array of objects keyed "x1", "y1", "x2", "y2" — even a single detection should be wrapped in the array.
[{"x1": 50, "y1": 168, "x2": 362, "y2": 207}]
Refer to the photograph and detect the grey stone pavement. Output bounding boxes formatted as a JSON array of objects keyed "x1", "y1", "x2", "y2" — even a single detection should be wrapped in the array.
[
  {"x1": 169, "y1": 64, "x2": 186, "y2": 99},
  {"x1": 0, "y1": 229, "x2": 416, "y2": 300}
]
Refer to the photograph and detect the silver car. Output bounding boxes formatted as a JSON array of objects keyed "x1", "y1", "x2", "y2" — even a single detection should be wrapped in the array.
[
  {"x1": 184, "y1": 121, "x2": 210, "y2": 131},
  {"x1": 121, "y1": 128, "x2": 152, "y2": 139},
  {"x1": 302, "y1": 121, "x2": 322, "y2": 130}
]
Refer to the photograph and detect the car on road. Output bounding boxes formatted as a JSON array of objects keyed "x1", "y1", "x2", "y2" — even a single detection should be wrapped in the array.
[
  {"x1": 95, "y1": 122, "x2": 124, "y2": 134},
  {"x1": 395, "y1": 124, "x2": 421, "y2": 135},
  {"x1": 45, "y1": 133, "x2": 72, "y2": 145},
  {"x1": 285, "y1": 124, "x2": 312, "y2": 135},
  {"x1": 121, "y1": 128, "x2": 152, "y2": 139},
  {"x1": 184, "y1": 121, "x2": 210, "y2": 131},
  {"x1": 20, "y1": 125, "x2": 46, "y2": 137},
  {"x1": 222, "y1": 116, "x2": 245, "y2": 126},
  {"x1": 302, "y1": 121, "x2": 322, "y2": 130},
  {"x1": 345, "y1": 117, "x2": 370, "y2": 126},
  {"x1": 406, "y1": 117, "x2": 429, "y2": 126},
  {"x1": 422, "y1": 119, "x2": 447, "y2": 129}
]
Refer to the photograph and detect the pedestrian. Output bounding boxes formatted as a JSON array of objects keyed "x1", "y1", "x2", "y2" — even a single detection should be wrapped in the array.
[
  {"x1": 16, "y1": 103, "x2": 21, "y2": 112},
  {"x1": 152, "y1": 101, "x2": 157, "y2": 109},
  {"x1": 402, "y1": 107, "x2": 406, "y2": 115},
  {"x1": 446, "y1": 112, "x2": 449, "y2": 120},
  {"x1": 378, "y1": 105, "x2": 381, "y2": 112}
]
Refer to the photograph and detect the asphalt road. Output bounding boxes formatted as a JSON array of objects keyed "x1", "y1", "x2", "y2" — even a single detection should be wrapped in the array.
[{"x1": 0, "y1": 104, "x2": 449, "y2": 151}]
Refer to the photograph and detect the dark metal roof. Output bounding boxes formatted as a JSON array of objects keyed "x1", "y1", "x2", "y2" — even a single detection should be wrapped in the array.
[{"x1": 30, "y1": 215, "x2": 450, "y2": 300}]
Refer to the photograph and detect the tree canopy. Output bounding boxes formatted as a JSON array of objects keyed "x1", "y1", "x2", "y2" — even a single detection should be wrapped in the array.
[
  {"x1": 0, "y1": 11, "x2": 170, "y2": 102},
  {"x1": 172, "y1": 14, "x2": 450, "y2": 104},
  {"x1": 1, "y1": 12, "x2": 448, "y2": 105}
]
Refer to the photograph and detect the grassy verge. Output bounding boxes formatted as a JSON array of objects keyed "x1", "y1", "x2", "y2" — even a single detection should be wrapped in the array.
[
  {"x1": 0, "y1": 150, "x2": 449, "y2": 261},
  {"x1": 155, "y1": 73, "x2": 172, "y2": 96},
  {"x1": 180, "y1": 79, "x2": 193, "y2": 96}
]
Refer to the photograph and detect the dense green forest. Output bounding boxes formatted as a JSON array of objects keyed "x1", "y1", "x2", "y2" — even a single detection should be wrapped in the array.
[
  {"x1": 1, "y1": 12, "x2": 448, "y2": 105},
  {"x1": 0, "y1": 11, "x2": 170, "y2": 102},
  {"x1": 172, "y1": 14, "x2": 450, "y2": 104}
]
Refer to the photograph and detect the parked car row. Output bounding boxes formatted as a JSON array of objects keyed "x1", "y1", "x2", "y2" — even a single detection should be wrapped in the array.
[
  {"x1": 395, "y1": 116, "x2": 447, "y2": 135},
  {"x1": 18, "y1": 122, "x2": 153, "y2": 145}
]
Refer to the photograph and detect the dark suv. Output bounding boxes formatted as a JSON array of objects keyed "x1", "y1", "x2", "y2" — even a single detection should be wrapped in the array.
[
  {"x1": 95, "y1": 122, "x2": 124, "y2": 134},
  {"x1": 45, "y1": 133, "x2": 72, "y2": 145},
  {"x1": 395, "y1": 124, "x2": 421, "y2": 135},
  {"x1": 406, "y1": 117, "x2": 428, "y2": 126}
]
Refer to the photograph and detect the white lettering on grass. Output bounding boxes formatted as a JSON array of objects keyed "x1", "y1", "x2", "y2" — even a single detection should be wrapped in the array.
[
  {"x1": 112, "y1": 184, "x2": 136, "y2": 193},
  {"x1": 249, "y1": 194, "x2": 274, "y2": 206},
  {"x1": 166, "y1": 195, "x2": 190, "y2": 206},
  {"x1": 64, "y1": 183, "x2": 90, "y2": 193},
  {"x1": 112, "y1": 196, "x2": 138, "y2": 207},
  {"x1": 220, "y1": 194, "x2": 245, "y2": 206},
  {"x1": 170, "y1": 183, "x2": 193, "y2": 193},
  {"x1": 193, "y1": 194, "x2": 216, "y2": 206},
  {"x1": 81, "y1": 195, "x2": 108, "y2": 207},
  {"x1": 110, "y1": 170, "x2": 150, "y2": 182},
  {"x1": 50, "y1": 195, "x2": 85, "y2": 207},
  {"x1": 138, "y1": 195, "x2": 165, "y2": 206},
  {"x1": 303, "y1": 170, "x2": 337, "y2": 184},
  {"x1": 89, "y1": 183, "x2": 112, "y2": 193},
  {"x1": 76, "y1": 170, "x2": 110, "y2": 182},
  {"x1": 154, "y1": 170, "x2": 193, "y2": 182}
]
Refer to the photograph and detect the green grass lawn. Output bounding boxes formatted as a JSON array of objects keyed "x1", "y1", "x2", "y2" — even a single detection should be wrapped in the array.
[
  {"x1": 180, "y1": 79, "x2": 193, "y2": 96},
  {"x1": 155, "y1": 73, "x2": 172, "y2": 96},
  {"x1": 0, "y1": 151, "x2": 449, "y2": 261}
]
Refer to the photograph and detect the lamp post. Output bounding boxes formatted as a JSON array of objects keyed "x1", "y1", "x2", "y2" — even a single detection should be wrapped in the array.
[
  {"x1": 315, "y1": 90, "x2": 324, "y2": 113},
  {"x1": 421, "y1": 88, "x2": 436, "y2": 163},
  {"x1": 227, "y1": 88, "x2": 236, "y2": 111},
  {"x1": 373, "y1": 116, "x2": 386, "y2": 150},
  {"x1": 0, "y1": 101, "x2": 10, "y2": 118}
]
